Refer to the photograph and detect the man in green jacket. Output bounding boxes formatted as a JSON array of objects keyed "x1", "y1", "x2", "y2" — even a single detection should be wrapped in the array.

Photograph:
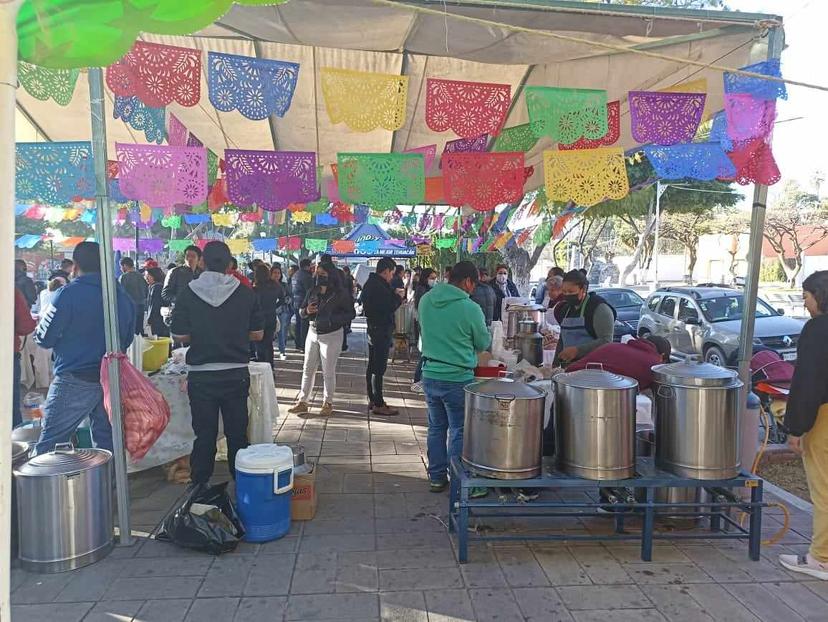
[{"x1": 419, "y1": 261, "x2": 491, "y2": 495}]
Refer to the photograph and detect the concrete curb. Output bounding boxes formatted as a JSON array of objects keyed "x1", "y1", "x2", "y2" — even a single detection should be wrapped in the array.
[{"x1": 763, "y1": 479, "x2": 813, "y2": 513}]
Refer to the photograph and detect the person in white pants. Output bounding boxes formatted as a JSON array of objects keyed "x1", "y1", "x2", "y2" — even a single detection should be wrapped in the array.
[
  {"x1": 295, "y1": 326, "x2": 344, "y2": 412},
  {"x1": 288, "y1": 261, "x2": 356, "y2": 417}
]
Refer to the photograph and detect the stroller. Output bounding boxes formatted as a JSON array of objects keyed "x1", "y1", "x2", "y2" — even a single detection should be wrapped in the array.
[{"x1": 750, "y1": 349, "x2": 794, "y2": 444}]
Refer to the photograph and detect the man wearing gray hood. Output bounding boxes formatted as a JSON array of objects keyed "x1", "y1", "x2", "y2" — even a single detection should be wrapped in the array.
[{"x1": 171, "y1": 241, "x2": 265, "y2": 485}]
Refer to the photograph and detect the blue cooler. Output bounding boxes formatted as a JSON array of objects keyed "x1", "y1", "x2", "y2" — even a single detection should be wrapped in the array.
[{"x1": 235, "y1": 444, "x2": 294, "y2": 542}]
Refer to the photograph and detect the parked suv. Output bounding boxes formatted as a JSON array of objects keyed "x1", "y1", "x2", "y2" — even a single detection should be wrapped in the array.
[{"x1": 637, "y1": 287, "x2": 805, "y2": 366}]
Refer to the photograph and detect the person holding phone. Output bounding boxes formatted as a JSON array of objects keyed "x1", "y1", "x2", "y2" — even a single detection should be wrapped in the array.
[{"x1": 288, "y1": 261, "x2": 355, "y2": 418}]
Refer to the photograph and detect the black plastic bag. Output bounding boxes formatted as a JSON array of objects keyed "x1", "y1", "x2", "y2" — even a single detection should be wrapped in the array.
[{"x1": 155, "y1": 482, "x2": 245, "y2": 555}]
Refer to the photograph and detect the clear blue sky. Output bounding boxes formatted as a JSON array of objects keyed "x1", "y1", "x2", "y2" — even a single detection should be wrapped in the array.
[{"x1": 729, "y1": 0, "x2": 828, "y2": 200}]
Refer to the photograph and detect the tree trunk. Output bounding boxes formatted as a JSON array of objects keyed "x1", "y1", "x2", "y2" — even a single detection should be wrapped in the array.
[
  {"x1": 503, "y1": 245, "x2": 532, "y2": 294},
  {"x1": 788, "y1": 253, "x2": 803, "y2": 287},
  {"x1": 687, "y1": 246, "x2": 698, "y2": 283},
  {"x1": 775, "y1": 253, "x2": 798, "y2": 286},
  {"x1": 620, "y1": 211, "x2": 656, "y2": 285}
]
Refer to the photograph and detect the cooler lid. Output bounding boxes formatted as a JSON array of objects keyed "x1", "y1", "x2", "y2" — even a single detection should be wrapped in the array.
[
  {"x1": 553, "y1": 368, "x2": 638, "y2": 390},
  {"x1": 465, "y1": 378, "x2": 547, "y2": 400},
  {"x1": 235, "y1": 444, "x2": 294, "y2": 474},
  {"x1": 651, "y1": 356, "x2": 740, "y2": 387},
  {"x1": 15, "y1": 443, "x2": 111, "y2": 476}
]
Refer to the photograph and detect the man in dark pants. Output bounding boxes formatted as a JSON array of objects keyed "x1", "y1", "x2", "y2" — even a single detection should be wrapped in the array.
[
  {"x1": 361, "y1": 257, "x2": 402, "y2": 416},
  {"x1": 292, "y1": 258, "x2": 314, "y2": 352},
  {"x1": 119, "y1": 257, "x2": 148, "y2": 335},
  {"x1": 171, "y1": 242, "x2": 264, "y2": 485}
]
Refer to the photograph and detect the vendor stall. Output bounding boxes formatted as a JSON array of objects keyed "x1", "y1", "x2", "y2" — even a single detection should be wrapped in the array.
[{"x1": 128, "y1": 361, "x2": 279, "y2": 473}]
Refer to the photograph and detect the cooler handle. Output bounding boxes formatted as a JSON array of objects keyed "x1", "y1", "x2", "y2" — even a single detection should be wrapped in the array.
[{"x1": 273, "y1": 467, "x2": 294, "y2": 494}]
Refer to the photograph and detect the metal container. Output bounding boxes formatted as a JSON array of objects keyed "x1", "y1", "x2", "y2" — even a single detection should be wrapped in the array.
[
  {"x1": 651, "y1": 357, "x2": 743, "y2": 480},
  {"x1": 636, "y1": 425, "x2": 654, "y2": 457},
  {"x1": 14, "y1": 443, "x2": 113, "y2": 573},
  {"x1": 394, "y1": 302, "x2": 413, "y2": 335},
  {"x1": 12, "y1": 423, "x2": 41, "y2": 452},
  {"x1": 11, "y1": 441, "x2": 30, "y2": 558},
  {"x1": 554, "y1": 368, "x2": 638, "y2": 480},
  {"x1": 504, "y1": 304, "x2": 544, "y2": 345},
  {"x1": 516, "y1": 320, "x2": 543, "y2": 367},
  {"x1": 462, "y1": 378, "x2": 547, "y2": 479}
]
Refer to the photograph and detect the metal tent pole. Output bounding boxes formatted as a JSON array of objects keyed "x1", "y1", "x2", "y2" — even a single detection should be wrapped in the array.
[
  {"x1": 652, "y1": 181, "x2": 666, "y2": 290},
  {"x1": 736, "y1": 27, "x2": 784, "y2": 392},
  {"x1": 1, "y1": 5, "x2": 23, "y2": 618},
  {"x1": 88, "y1": 67, "x2": 132, "y2": 546}
]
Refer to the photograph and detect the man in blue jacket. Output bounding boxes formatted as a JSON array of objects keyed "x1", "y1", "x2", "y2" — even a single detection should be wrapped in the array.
[{"x1": 34, "y1": 242, "x2": 135, "y2": 455}]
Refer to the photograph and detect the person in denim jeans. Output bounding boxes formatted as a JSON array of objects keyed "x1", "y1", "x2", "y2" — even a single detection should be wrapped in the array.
[
  {"x1": 34, "y1": 242, "x2": 135, "y2": 454},
  {"x1": 418, "y1": 262, "x2": 491, "y2": 495}
]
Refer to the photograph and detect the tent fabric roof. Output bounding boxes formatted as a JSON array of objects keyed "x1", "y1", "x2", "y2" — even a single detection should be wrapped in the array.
[{"x1": 16, "y1": 0, "x2": 779, "y2": 196}]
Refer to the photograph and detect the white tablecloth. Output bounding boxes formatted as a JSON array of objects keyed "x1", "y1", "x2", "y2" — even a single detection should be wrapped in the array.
[{"x1": 128, "y1": 362, "x2": 279, "y2": 473}]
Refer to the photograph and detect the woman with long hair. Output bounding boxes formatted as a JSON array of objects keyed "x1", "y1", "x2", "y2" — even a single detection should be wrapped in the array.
[
  {"x1": 288, "y1": 261, "x2": 356, "y2": 417},
  {"x1": 270, "y1": 265, "x2": 292, "y2": 361},
  {"x1": 253, "y1": 265, "x2": 281, "y2": 367},
  {"x1": 780, "y1": 271, "x2": 828, "y2": 579},
  {"x1": 411, "y1": 268, "x2": 437, "y2": 393}
]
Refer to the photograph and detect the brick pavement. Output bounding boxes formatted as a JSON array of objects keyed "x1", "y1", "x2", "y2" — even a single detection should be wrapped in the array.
[{"x1": 10, "y1": 319, "x2": 824, "y2": 621}]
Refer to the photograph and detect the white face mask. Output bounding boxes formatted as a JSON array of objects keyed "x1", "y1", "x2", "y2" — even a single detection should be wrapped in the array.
[
  {"x1": 496, "y1": 273, "x2": 508, "y2": 284},
  {"x1": 427, "y1": 278, "x2": 437, "y2": 288}
]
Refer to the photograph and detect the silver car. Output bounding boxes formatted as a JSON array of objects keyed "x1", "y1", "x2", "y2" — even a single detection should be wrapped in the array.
[{"x1": 637, "y1": 287, "x2": 805, "y2": 366}]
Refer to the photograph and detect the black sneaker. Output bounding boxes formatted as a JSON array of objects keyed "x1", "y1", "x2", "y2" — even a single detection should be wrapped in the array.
[{"x1": 429, "y1": 479, "x2": 449, "y2": 493}]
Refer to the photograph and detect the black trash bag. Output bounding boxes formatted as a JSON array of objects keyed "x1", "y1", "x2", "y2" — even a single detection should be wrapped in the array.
[{"x1": 155, "y1": 482, "x2": 245, "y2": 555}]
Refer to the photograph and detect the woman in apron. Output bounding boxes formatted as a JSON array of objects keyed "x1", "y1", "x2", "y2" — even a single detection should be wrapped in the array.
[{"x1": 553, "y1": 270, "x2": 616, "y2": 366}]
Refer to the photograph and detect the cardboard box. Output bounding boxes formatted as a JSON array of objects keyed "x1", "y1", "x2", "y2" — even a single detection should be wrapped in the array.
[{"x1": 291, "y1": 463, "x2": 318, "y2": 521}]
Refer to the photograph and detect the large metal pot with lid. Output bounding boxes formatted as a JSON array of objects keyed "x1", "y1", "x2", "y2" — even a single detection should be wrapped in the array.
[
  {"x1": 651, "y1": 356, "x2": 743, "y2": 479},
  {"x1": 463, "y1": 378, "x2": 547, "y2": 479},
  {"x1": 554, "y1": 366, "x2": 638, "y2": 480},
  {"x1": 14, "y1": 442, "x2": 113, "y2": 573}
]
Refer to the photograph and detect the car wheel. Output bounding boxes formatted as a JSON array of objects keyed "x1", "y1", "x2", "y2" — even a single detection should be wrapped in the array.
[{"x1": 704, "y1": 345, "x2": 727, "y2": 367}]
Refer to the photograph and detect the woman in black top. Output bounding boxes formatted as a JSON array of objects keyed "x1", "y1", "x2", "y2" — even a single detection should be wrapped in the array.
[
  {"x1": 270, "y1": 265, "x2": 291, "y2": 360},
  {"x1": 780, "y1": 271, "x2": 828, "y2": 578},
  {"x1": 253, "y1": 265, "x2": 281, "y2": 367},
  {"x1": 288, "y1": 261, "x2": 356, "y2": 417},
  {"x1": 145, "y1": 267, "x2": 169, "y2": 337}
]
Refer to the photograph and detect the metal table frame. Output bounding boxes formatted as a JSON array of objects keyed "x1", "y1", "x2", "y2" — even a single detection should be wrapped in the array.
[{"x1": 448, "y1": 456, "x2": 765, "y2": 563}]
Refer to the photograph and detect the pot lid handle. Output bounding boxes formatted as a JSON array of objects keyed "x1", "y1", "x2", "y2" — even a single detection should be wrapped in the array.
[
  {"x1": 53, "y1": 442, "x2": 75, "y2": 455},
  {"x1": 585, "y1": 363, "x2": 605, "y2": 371}
]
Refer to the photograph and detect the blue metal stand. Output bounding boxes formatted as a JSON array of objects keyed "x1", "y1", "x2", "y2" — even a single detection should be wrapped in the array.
[{"x1": 448, "y1": 456, "x2": 765, "y2": 563}]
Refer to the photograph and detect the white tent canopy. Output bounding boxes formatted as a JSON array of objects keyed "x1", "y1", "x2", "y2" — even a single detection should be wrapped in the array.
[{"x1": 15, "y1": 0, "x2": 779, "y2": 193}]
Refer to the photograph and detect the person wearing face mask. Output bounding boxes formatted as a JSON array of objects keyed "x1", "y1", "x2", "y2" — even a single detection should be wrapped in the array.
[
  {"x1": 779, "y1": 271, "x2": 828, "y2": 579},
  {"x1": 288, "y1": 261, "x2": 356, "y2": 418},
  {"x1": 419, "y1": 261, "x2": 491, "y2": 497},
  {"x1": 411, "y1": 268, "x2": 437, "y2": 393},
  {"x1": 552, "y1": 269, "x2": 615, "y2": 365},
  {"x1": 360, "y1": 257, "x2": 402, "y2": 416},
  {"x1": 470, "y1": 266, "x2": 496, "y2": 327},
  {"x1": 490, "y1": 264, "x2": 520, "y2": 322}
]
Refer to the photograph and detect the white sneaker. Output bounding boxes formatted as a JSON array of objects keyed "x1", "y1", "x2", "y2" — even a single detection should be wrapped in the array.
[
  {"x1": 411, "y1": 381, "x2": 424, "y2": 394},
  {"x1": 779, "y1": 553, "x2": 828, "y2": 580},
  {"x1": 279, "y1": 353, "x2": 287, "y2": 361}
]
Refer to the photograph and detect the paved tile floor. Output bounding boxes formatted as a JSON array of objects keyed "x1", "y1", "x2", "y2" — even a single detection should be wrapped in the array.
[{"x1": 10, "y1": 320, "x2": 824, "y2": 621}]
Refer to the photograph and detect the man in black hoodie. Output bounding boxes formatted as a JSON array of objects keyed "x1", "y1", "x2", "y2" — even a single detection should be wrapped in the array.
[
  {"x1": 361, "y1": 257, "x2": 402, "y2": 416},
  {"x1": 171, "y1": 241, "x2": 264, "y2": 485}
]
